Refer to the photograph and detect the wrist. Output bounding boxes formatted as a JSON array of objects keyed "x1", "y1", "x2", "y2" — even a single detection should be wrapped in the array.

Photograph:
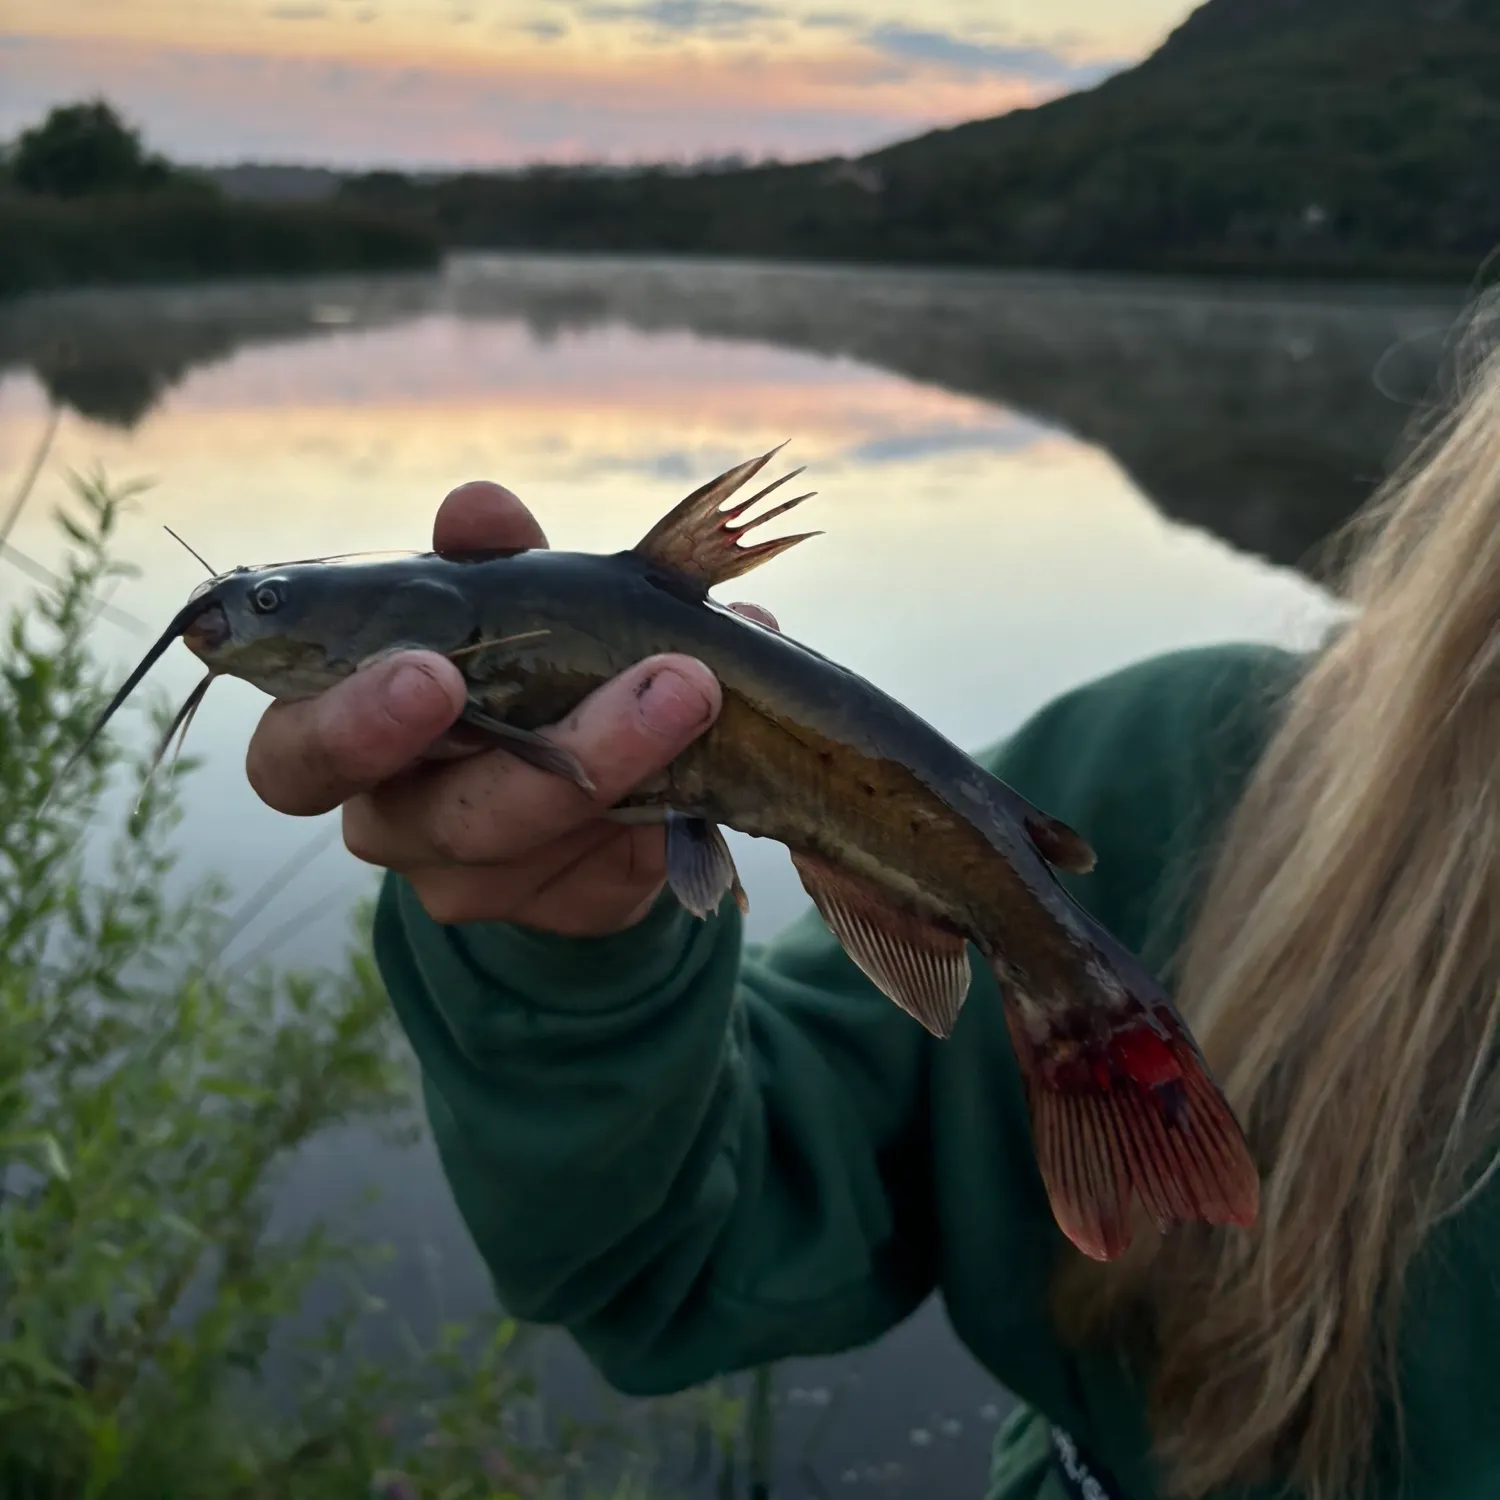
[{"x1": 390, "y1": 877, "x2": 728, "y2": 1018}]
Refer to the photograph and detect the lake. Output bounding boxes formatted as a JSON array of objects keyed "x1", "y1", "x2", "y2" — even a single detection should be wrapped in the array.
[{"x1": 0, "y1": 254, "x2": 1467, "y2": 1497}]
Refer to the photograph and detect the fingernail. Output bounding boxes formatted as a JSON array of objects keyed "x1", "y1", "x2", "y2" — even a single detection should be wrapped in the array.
[
  {"x1": 384, "y1": 663, "x2": 448, "y2": 727},
  {"x1": 637, "y1": 666, "x2": 714, "y2": 737},
  {"x1": 730, "y1": 602, "x2": 778, "y2": 630}
]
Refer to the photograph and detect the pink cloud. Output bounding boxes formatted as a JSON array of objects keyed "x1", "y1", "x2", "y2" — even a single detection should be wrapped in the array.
[{"x1": 0, "y1": 30, "x2": 1065, "y2": 167}]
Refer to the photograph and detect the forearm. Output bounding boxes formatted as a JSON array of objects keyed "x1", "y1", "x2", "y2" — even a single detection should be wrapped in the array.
[{"x1": 375, "y1": 874, "x2": 934, "y2": 1394}]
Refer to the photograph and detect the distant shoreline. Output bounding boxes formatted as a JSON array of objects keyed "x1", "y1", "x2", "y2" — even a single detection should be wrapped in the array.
[
  {"x1": 0, "y1": 189, "x2": 441, "y2": 301},
  {"x1": 2, "y1": 239, "x2": 1482, "y2": 310}
]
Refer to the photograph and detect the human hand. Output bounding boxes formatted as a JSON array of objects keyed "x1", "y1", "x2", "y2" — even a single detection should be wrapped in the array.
[{"x1": 245, "y1": 480, "x2": 774, "y2": 935}]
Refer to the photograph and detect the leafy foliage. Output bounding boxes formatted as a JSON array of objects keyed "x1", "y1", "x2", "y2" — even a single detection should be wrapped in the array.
[
  {"x1": 0, "y1": 470, "x2": 625, "y2": 1498},
  {"x1": 8, "y1": 100, "x2": 180, "y2": 200}
]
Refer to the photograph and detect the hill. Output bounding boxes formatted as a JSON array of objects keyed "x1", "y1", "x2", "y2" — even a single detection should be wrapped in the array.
[{"x1": 339, "y1": 0, "x2": 1500, "y2": 279}]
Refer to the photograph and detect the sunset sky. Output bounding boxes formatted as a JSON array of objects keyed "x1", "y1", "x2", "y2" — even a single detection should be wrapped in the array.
[{"x1": 1, "y1": 0, "x2": 1201, "y2": 169}]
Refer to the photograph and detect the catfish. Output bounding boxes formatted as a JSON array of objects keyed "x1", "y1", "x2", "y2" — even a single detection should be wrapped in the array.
[{"x1": 63, "y1": 448, "x2": 1261, "y2": 1260}]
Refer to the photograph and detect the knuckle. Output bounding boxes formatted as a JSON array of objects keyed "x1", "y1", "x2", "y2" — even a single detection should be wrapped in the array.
[
  {"x1": 423, "y1": 805, "x2": 485, "y2": 867},
  {"x1": 340, "y1": 804, "x2": 387, "y2": 868}
]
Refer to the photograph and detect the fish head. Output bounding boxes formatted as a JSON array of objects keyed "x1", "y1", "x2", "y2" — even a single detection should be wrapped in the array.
[
  {"x1": 55, "y1": 552, "x2": 478, "y2": 799},
  {"x1": 183, "y1": 560, "x2": 406, "y2": 697}
]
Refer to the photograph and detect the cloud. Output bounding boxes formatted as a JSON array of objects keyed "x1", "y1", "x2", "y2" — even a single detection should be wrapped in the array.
[
  {"x1": 864, "y1": 24, "x2": 1119, "y2": 86},
  {"x1": 575, "y1": 0, "x2": 777, "y2": 38},
  {"x1": 521, "y1": 19, "x2": 568, "y2": 39},
  {"x1": 0, "y1": 33, "x2": 906, "y2": 168},
  {"x1": 0, "y1": 23, "x2": 1106, "y2": 170},
  {"x1": 844, "y1": 420, "x2": 1049, "y2": 466},
  {"x1": 266, "y1": 3, "x2": 331, "y2": 18}
]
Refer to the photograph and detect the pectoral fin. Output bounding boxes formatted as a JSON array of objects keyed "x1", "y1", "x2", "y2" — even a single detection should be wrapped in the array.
[
  {"x1": 461, "y1": 701, "x2": 596, "y2": 794},
  {"x1": 633, "y1": 446, "x2": 820, "y2": 587},
  {"x1": 790, "y1": 851, "x2": 972, "y2": 1038},
  {"x1": 665, "y1": 811, "x2": 748, "y2": 918}
]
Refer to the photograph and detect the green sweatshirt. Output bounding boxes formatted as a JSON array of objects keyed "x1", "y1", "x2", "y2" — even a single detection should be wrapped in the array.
[{"x1": 372, "y1": 642, "x2": 1500, "y2": 1499}]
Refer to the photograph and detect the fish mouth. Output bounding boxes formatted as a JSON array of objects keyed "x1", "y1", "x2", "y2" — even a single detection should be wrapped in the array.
[{"x1": 182, "y1": 601, "x2": 231, "y2": 657}]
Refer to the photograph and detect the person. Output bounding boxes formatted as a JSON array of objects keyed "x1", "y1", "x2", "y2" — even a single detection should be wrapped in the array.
[{"x1": 243, "y1": 345, "x2": 1500, "y2": 1500}]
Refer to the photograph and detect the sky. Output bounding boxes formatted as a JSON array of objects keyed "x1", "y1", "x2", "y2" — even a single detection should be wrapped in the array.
[{"x1": 0, "y1": 0, "x2": 1202, "y2": 170}]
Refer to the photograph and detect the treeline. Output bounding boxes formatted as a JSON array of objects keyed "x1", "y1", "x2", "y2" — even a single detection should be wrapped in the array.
[
  {"x1": 0, "y1": 102, "x2": 438, "y2": 299},
  {"x1": 8, "y1": 0, "x2": 1499, "y2": 297},
  {"x1": 335, "y1": 0, "x2": 1500, "y2": 281}
]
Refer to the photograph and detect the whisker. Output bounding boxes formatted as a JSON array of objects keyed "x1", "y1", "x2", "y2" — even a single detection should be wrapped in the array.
[
  {"x1": 47, "y1": 594, "x2": 216, "y2": 805},
  {"x1": 162, "y1": 525, "x2": 217, "y2": 577},
  {"x1": 133, "y1": 671, "x2": 215, "y2": 816}
]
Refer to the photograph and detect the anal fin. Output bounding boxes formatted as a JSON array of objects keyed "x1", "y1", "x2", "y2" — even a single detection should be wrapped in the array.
[
  {"x1": 665, "y1": 812, "x2": 749, "y2": 919},
  {"x1": 791, "y1": 851, "x2": 971, "y2": 1038}
]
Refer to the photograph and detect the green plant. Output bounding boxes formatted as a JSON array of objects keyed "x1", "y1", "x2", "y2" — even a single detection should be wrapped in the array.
[
  {"x1": 0, "y1": 468, "x2": 623, "y2": 1498},
  {"x1": 10, "y1": 100, "x2": 178, "y2": 199}
]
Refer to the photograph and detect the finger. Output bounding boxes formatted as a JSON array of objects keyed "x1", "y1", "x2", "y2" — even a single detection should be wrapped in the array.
[
  {"x1": 343, "y1": 654, "x2": 719, "y2": 871},
  {"x1": 247, "y1": 650, "x2": 467, "y2": 817},
  {"x1": 373, "y1": 818, "x2": 621, "y2": 907},
  {"x1": 514, "y1": 824, "x2": 668, "y2": 935},
  {"x1": 406, "y1": 823, "x2": 668, "y2": 933},
  {"x1": 728, "y1": 601, "x2": 779, "y2": 631},
  {"x1": 434, "y1": 480, "x2": 548, "y2": 553}
]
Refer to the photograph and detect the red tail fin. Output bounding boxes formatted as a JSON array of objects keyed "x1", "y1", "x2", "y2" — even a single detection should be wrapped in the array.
[{"x1": 1001, "y1": 984, "x2": 1260, "y2": 1262}]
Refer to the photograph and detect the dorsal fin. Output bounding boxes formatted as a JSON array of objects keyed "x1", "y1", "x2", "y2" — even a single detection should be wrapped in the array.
[{"x1": 633, "y1": 446, "x2": 821, "y2": 587}]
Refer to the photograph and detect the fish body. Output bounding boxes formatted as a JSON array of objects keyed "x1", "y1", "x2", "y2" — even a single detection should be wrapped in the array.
[{"x1": 69, "y1": 451, "x2": 1262, "y2": 1260}]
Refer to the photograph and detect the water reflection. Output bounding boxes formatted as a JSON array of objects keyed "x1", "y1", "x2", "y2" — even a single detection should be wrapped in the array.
[
  {"x1": 0, "y1": 256, "x2": 1464, "y2": 569},
  {"x1": 0, "y1": 256, "x2": 1446, "y2": 1497}
]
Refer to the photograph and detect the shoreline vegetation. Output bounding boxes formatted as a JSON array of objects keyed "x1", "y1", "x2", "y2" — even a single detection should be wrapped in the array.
[
  {"x1": 6, "y1": 0, "x2": 1500, "y2": 301},
  {"x1": 0, "y1": 103, "x2": 439, "y2": 300}
]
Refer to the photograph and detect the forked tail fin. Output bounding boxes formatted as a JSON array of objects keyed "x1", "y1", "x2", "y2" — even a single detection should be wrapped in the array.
[{"x1": 995, "y1": 922, "x2": 1260, "y2": 1261}]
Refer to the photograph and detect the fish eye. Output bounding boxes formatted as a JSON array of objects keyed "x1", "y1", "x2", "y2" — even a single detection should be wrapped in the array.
[{"x1": 249, "y1": 579, "x2": 286, "y2": 615}]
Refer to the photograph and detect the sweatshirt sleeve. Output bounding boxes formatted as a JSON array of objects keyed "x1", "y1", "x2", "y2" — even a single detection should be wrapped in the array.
[
  {"x1": 373, "y1": 871, "x2": 939, "y2": 1397},
  {"x1": 373, "y1": 642, "x2": 1303, "y2": 1405}
]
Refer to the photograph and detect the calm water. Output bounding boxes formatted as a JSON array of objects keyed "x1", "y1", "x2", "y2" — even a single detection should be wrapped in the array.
[{"x1": 0, "y1": 256, "x2": 1464, "y2": 1496}]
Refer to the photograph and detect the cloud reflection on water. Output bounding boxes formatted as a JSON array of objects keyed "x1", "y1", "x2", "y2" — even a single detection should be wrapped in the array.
[{"x1": 1, "y1": 298, "x2": 1338, "y2": 968}]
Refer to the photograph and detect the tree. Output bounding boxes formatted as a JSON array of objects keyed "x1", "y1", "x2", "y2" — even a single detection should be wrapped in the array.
[{"x1": 11, "y1": 100, "x2": 173, "y2": 198}]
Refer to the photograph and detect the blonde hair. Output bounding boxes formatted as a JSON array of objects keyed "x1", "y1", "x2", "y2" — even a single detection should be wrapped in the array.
[{"x1": 1054, "y1": 314, "x2": 1500, "y2": 1500}]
